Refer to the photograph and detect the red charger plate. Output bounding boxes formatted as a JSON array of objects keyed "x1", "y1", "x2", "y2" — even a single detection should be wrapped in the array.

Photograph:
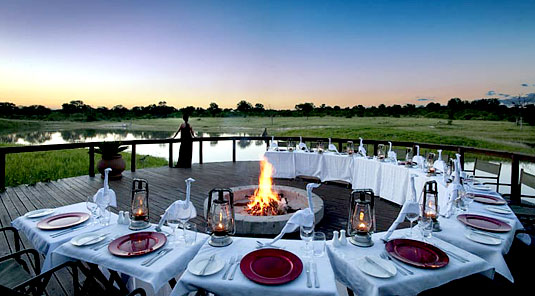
[
  {"x1": 385, "y1": 239, "x2": 449, "y2": 269},
  {"x1": 108, "y1": 232, "x2": 166, "y2": 257},
  {"x1": 240, "y1": 248, "x2": 303, "y2": 285},
  {"x1": 472, "y1": 194, "x2": 506, "y2": 205},
  {"x1": 457, "y1": 214, "x2": 512, "y2": 232},
  {"x1": 37, "y1": 212, "x2": 90, "y2": 230}
]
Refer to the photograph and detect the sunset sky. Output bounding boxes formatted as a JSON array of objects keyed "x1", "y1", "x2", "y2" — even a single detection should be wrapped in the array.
[{"x1": 1, "y1": 0, "x2": 534, "y2": 109}]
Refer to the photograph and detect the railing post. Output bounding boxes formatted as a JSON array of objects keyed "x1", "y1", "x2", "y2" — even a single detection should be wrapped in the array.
[
  {"x1": 199, "y1": 139, "x2": 203, "y2": 164},
  {"x1": 89, "y1": 146, "x2": 95, "y2": 177},
  {"x1": 131, "y1": 144, "x2": 136, "y2": 172},
  {"x1": 0, "y1": 152, "x2": 5, "y2": 191},
  {"x1": 457, "y1": 147, "x2": 465, "y2": 170},
  {"x1": 338, "y1": 140, "x2": 343, "y2": 152},
  {"x1": 169, "y1": 141, "x2": 173, "y2": 167},
  {"x1": 373, "y1": 143, "x2": 378, "y2": 156},
  {"x1": 232, "y1": 139, "x2": 236, "y2": 162},
  {"x1": 510, "y1": 154, "x2": 520, "y2": 204}
]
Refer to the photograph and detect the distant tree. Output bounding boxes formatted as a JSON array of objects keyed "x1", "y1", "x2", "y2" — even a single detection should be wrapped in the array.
[
  {"x1": 236, "y1": 100, "x2": 253, "y2": 115},
  {"x1": 254, "y1": 103, "x2": 265, "y2": 112},
  {"x1": 181, "y1": 106, "x2": 195, "y2": 117},
  {"x1": 61, "y1": 100, "x2": 91, "y2": 114},
  {"x1": 295, "y1": 102, "x2": 315, "y2": 119},
  {"x1": 207, "y1": 102, "x2": 222, "y2": 117},
  {"x1": 447, "y1": 98, "x2": 463, "y2": 122}
]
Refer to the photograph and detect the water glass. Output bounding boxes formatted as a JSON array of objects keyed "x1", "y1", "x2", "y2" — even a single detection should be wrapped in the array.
[
  {"x1": 300, "y1": 225, "x2": 314, "y2": 257},
  {"x1": 312, "y1": 232, "x2": 326, "y2": 257},
  {"x1": 418, "y1": 217, "x2": 433, "y2": 240},
  {"x1": 99, "y1": 206, "x2": 111, "y2": 226},
  {"x1": 183, "y1": 222, "x2": 197, "y2": 246},
  {"x1": 405, "y1": 212, "x2": 419, "y2": 238},
  {"x1": 86, "y1": 196, "x2": 98, "y2": 225},
  {"x1": 462, "y1": 192, "x2": 475, "y2": 209},
  {"x1": 167, "y1": 219, "x2": 180, "y2": 244}
]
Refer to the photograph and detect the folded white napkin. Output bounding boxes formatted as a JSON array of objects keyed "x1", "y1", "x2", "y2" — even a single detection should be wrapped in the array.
[
  {"x1": 268, "y1": 183, "x2": 320, "y2": 245},
  {"x1": 387, "y1": 141, "x2": 397, "y2": 162},
  {"x1": 328, "y1": 138, "x2": 338, "y2": 153},
  {"x1": 412, "y1": 145, "x2": 425, "y2": 167},
  {"x1": 383, "y1": 200, "x2": 420, "y2": 241},
  {"x1": 93, "y1": 168, "x2": 117, "y2": 208},
  {"x1": 358, "y1": 137, "x2": 367, "y2": 157},
  {"x1": 455, "y1": 153, "x2": 467, "y2": 179},
  {"x1": 433, "y1": 150, "x2": 446, "y2": 172},
  {"x1": 442, "y1": 158, "x2": 463, "y2": 218},
  {"x1": 269, "y1": 136, "x2": 278, "y2": 151},
  {"x1": 298, "y1": 136, "x2": 308, "y2": 152},
  {"x1": 157, "y1": 178, "x2": 197, "y2": 229}
]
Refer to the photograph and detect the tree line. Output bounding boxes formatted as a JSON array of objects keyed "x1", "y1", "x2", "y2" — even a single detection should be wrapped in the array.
[{"x1": 0, "y1": 97, "x2": 533, "y2": 125}]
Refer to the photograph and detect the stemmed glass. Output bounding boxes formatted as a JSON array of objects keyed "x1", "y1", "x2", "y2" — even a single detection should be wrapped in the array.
[
  {"x1": 426, "y1": 153, "x2": 435, "y2": 169},
  {"x1": 300, "y1": 225, "x2": 314, "y2": 257},
  {"x1": 86, "y1": 196, "x2": 98, "y2": 225},
  {"x1": 405, "y1": 147, "x2": 413, "y2": 162},
  {"x1": 405, "y1": 212, "x2": 419, "y2": 238}
]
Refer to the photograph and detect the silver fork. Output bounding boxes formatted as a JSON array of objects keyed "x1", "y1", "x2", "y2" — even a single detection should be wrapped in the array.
[
  {"x1": 380, "y1": 252, "x2": 412, "y2": 275},
  {"x1": 222, "y1": 256, "x2": 236, "y2": 280},
  {"x1": 228, "y1": 254, "x2": 243, "y2": 280},
  {"x1": 142, "y1": 248, "x2": 172, "y2": 267}
]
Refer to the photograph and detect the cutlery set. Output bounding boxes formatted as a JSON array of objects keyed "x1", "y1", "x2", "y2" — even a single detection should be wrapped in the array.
[
  {"x1": 141, "y1": 248, "x2": 173, "y2": 267},
  {"x1": 380, "y1": 252, "x2": 413, "y2": 276},
  {"x1": 50, "y1": 224, "x2": 89, "y2": 238},
  {"x1": 305, "y1": 261, "x2": 320, "y2": 288}
]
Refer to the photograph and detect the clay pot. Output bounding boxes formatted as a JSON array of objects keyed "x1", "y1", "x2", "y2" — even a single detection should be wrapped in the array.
[{"x1": 97, "y1": 154, "x2": 126, "y2": 180}]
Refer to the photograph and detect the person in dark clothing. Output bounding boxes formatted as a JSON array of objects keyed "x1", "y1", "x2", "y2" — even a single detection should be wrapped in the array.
[{"x1": 172, "y1": 113, "x2": 195, "y2": 168}]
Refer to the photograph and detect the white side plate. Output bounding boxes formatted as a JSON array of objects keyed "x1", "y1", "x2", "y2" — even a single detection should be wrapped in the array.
[
  {"x1": 356, "y1": 256, "x2": 396, "y2": 278},
  {"x1": 187, "y1": 256, "x2": 224, "y2": 276},
  {"x1": 70, "y1": 232, "x2": 107, "y2": 246},
  {"x1": 24, "y1": 208, "x2": 55, "y2": 219},
  {"x1": 485, "y1": 206, "x2": 512, "y2": 215},
  {"x1": 465, "y1": 231, "x2": 502, "y2": 245}
]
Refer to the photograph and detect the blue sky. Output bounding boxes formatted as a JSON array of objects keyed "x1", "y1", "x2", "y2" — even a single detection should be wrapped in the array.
[{"x1": 1, "y1": 0, "x2": 534, "y2": 108}]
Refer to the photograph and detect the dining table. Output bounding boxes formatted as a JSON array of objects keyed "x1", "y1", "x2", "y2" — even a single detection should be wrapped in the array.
[
  {"x1": 171, "y1": 237, "x2": 339, "y2": 296},
  {"x1": 327, "y1": 228, "x2": 493, "y2": 296}
]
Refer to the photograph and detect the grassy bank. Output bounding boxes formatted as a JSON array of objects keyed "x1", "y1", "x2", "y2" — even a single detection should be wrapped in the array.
[{"x1": 4, "y1": 147, "x2": 167, "y2": 187}]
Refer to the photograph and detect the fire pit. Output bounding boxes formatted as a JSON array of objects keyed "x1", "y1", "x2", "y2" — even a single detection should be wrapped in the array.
[{"x1": 204, "y1": 159, "x2": 324, "y2": 235}]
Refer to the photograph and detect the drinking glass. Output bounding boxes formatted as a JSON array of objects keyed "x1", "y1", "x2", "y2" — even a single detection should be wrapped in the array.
[
  {"x1": 312, "y1": 232, "x2": 326, "y2": 257},
  {"x1": 462, "y1": 192, "x2": 475, "y2": 210},
  {"x1": 405, "y1": 147, "x2": 413, "y2": 162},
  {"x1": 183, "y1": 222, "x2": 197, "y2": 246},
  {"x1": 405, "y1": 212, "x2": 419, "y2": 238},
  {"x1": 418, "y1": 217, "x2": 433, "y2": 240},
  {"x1": 99, "y1": 205, "x2": 111, "y2": 226},
  {"x1": 167, "y1": 219, "x2": 180, "y2": 245},
  {"x1": 300, "y1": 225, "x2": 314, "y2": 257},
  {"x1": 426, "y1": 153, "x2": 435, "y2": 169},
  {"x1": 377, "y1": 144, "x2": 385, "y2": 159},
  {"x1": 86, "y1": 196, "x2": 98, "y2": 225}
]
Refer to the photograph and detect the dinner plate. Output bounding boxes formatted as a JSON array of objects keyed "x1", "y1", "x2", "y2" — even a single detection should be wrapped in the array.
[
  {"x1": 485, "y1": 206, "x2": 512, "y2": 215},
  {"x1": 472, "y1": 185, "x2": 491, "y2": 191},
  {"x1": 24, "y1": 208, "x2": 55, "y2": 219},
  {"x1": 385, "y1": 239, "x2": 449, "y2": 269},
  {"x1": 240, "y1": 248, "x2": 303, "y2": 285},
  {"x1": 37, "y1": 212, "x2": 90, "y2": 230},
  {"x1": 472, "y1": 194, "x2": 506, "y2": 205},
  {"x1": 187, "y1": 256, "x2": 225, "y2": 276},
  {"x1": 356, "y1": 256, "x2": 397, "y2": 278},
  {"x1": 71, "y1": 232, "x2": 108, "y2": 246},
  {"x1": 464, "y1": 231, "x2": 502, "y2": 245},
  {"x1": 457, "y1": 214, "x2": 512, "y2": 233},
  {"x1": 108, "y1": 232, "x2": 166, "y2": 257}
]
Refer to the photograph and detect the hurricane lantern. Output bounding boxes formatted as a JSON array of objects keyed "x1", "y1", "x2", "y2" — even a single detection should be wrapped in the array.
[
  {"x1": 346, "y1": 141, "x2": 354, "y2": 155},
  {"x1": 421, "y1": 180, "x2": 441, "y2": 232},
  {"x1": 348, "y1": 189, "x2": 376, "y2": 247},
  {"x1": 129, "y1": 179, "x2": 150, "y2": 230},
  {"x1": 207, "y1": 188, "x2": 235, "y2": 247}
]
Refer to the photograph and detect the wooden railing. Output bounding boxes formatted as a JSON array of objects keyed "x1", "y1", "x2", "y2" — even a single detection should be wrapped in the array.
[{"x1": 1, "y1": 136, "x2": 534, "y2": 204}]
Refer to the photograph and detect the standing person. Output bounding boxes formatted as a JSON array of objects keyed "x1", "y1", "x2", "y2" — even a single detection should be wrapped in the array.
[{"x1": 172, "y1": 113, "x2": 195, "y2": 168}]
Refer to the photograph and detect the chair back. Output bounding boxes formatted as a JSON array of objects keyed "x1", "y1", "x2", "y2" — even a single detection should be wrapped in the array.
[
  {"x1": 475, "y1": 159, "x2": 501, "y2": 176},
  {"x1": 520, "y1": 169, "x2": 535, "y2": 190}
]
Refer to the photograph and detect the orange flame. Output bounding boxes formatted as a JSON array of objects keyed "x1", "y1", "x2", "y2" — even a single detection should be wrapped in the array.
[{"x1": 247, "y1": 158, "x2": 280, "y2": 215}]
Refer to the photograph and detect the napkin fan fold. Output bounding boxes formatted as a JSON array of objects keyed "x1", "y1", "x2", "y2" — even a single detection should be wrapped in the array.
[
  {"x1": 327, "y1": 138, "x2": 338, "y2": 153},
  {"x1": 298, "y1": 136, "x2": 308, "y2": 152},
  {"x1": 93, "y1": 168, "x2": 117, "y2": 208},
  {"x1": 269, "y1": 136, "x2": 278, "y2": 151},
  {"x1": 433, "y1": 149, "x2": 446, "y2": 173},
  {"x1": 157, "y1": 178, "x2": 197, "y2": 230},
  {"x1": 383, "y1": 175, "x2": 420, "y2": 241},
  {"x1": 387, "y1": 141, "x2": 397, "y2": 161},
  {"x1": 358, "y1": 137, "x2": 367, "y2": 157}
]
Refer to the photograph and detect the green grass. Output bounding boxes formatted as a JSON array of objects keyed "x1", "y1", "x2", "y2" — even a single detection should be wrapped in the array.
[{"x1": 4, "y1": 147, "x2": 167, "y2": 187}]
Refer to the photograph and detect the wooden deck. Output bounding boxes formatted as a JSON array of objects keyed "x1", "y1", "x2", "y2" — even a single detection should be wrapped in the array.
[{"x1": 0, "y1": 161, "x2": 532, "y2": 295}]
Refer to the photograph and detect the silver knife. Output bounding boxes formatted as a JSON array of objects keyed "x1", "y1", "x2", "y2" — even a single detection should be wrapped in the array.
[
  {"x1": 145, "y1": 248, "x2": 172, "y2": 267},
  {"x1": 365, "y1": 256, "x2": 394, "y2": 276},
  {"x1": 200, "y1": 254, "x2": 215, "y2": 275},
  {"x1": 228, "y1": 255, "x2": 243, "y2": 280},
  {"x1": 306, "y1": 261, "x2": 312, "y2": 288},
  {"x1": 312, "y1": 262, "x2": 320, "y2": 288}
]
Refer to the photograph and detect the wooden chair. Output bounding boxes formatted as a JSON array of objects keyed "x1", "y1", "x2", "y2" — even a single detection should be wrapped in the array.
[{"x1": 463, "y1": 159, "x2": 509, "y2": 192}]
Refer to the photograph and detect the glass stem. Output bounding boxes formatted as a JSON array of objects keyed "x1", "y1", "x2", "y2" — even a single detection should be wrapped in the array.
[{"x1": 409, "y1": 221, "x2": 413, "y2": 237}]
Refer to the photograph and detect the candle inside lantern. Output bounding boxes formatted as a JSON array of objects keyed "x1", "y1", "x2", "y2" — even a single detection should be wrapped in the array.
[
  {"x1": 214, "y1": 212, "x2": 228, "y2": 236},
  {"x1": 357, "y1": 211, "x2": 369, "y2": 232}
]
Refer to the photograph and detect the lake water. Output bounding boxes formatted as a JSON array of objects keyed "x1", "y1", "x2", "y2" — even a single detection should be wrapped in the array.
[{"x1": 2, "y1": 129, "x2": 534, "y2": 196}]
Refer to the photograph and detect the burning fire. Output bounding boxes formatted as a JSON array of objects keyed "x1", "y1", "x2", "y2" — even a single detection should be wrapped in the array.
[{"x1": 247, "y1": 158, "x2": 282, "y2": 216}]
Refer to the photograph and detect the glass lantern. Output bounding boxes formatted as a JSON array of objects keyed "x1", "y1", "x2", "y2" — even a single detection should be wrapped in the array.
[
  {"x1": 421, "y1": 180, "x2": 441, "y2": 232},
  {"x1": 347, "y1": 189, "x2": 376, "y2": 247},
  {"x1": 346, "y1": 141, "x2": 354, "y2": 155},
  {"x1": 377, "y1": 144, "x2": 386, "y2": 160},
  {"x1": 207, "y1": 188, "x2": 235, "y2": 247},
  {"x1": 129, "y1": 179, "x2": 150, "y2": 230}
]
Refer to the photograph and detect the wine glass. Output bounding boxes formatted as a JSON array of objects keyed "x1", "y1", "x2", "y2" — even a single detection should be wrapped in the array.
[
  {"x1": 300, "y1": 225, "x2": 314, "y2": 257},
  {"x1": 86, "y1": 196, "x2": 98, "y2": 225},
  {"x1": 405, "y1": 147, "x2": 413, "y2": 162},
  {"x1": 167, "y1": 218, "x2": 180, "y2": 245},
  {"x1": 405, "y1": 212, "x2": 419, "y2": 238}
]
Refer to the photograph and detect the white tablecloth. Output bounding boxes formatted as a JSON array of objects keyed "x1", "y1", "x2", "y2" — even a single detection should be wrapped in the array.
[
  {"x1": 171, "y1": 237, "x2": 339, "y2": 296},
  {"x1": 294, "y1": 152, "x2": 322, "y2": 179},
  {"x1": 433, "y1": 198, "x2": 523, "y2": 282},
  {"x1": 11, "y1": 202, "x2": 110, "y2": 271},
  {"x1": 52, "y1": 224, "x2": 209, "y2": 293},
  {"x1": 327, "y1": 229, "x2": 493, "y2": 296},
  {"x1": 264, "y1": 151, "x2": 295, "y2": 179},
  {"x1": 320, "y1": 154, "x2": 354, "y2": 183}
]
